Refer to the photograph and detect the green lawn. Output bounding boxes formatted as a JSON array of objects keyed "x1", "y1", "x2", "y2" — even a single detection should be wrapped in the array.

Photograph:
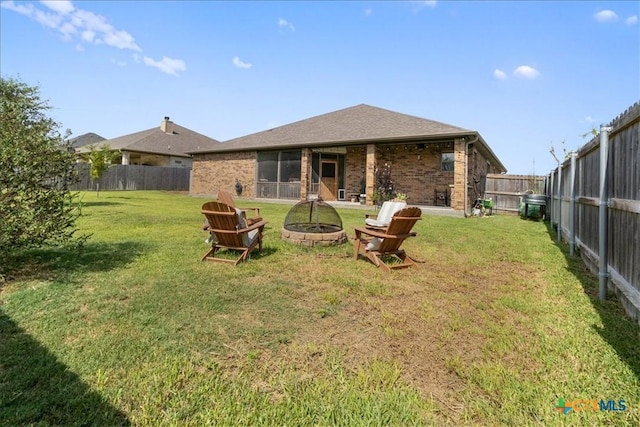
[{"x1": 1, "y1": 191, "x2": 638, "y2": 426}]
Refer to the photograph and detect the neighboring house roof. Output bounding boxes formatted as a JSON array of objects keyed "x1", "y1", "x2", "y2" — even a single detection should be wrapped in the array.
[
  {"x1": 68, "y1": 132, "x2": 106, "y2": 148},
  {"x1": 190, "y1": 104, "x2": 506, "y2": 172},
  {"x1": 75, "y1": 119, "x2": 221, "y2": 158}
]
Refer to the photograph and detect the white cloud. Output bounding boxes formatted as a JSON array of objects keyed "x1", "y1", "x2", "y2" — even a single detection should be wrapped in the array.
[
  {"x1": 33, "y1": 8, "x2": 63, "y2": 28},
  {"x1": 2, "y1": 0, "x2": 187, "y2": 75},
  {"x1": 626, "y1": 15, "x2": 638, "y2": 25},
  {"x1": 364, "y1": 8, "x2": 373, "y2": 17},
  {"x1": 412, "y1": 0, "x2": 437, "y2": 10},
  {"x1": 59, "y1": 21, "x2": 77, "y2": 38},
  {"x1": 143, "y1": 56, "x2": 186, "y2": 76},
  {"x1": 81, "y1": 30, "x2": 95, "y2": 42},
  {"x1": 102, "y1": 28, "x2": 140, "y2": 50},
  {"x1": 278, "y1": 17, "x2": 295, "y2": 31},
  {"x1": 41, "y1": 0, "x2": 74, "y2": 15},
  {"x1": 71, "y1": 9, "x2": 141, "y2": 51},
  {"x1": 493, "y1": 69, "x2": 508, "y2": 80},
  {"x1": 232, "y1": 56, "x2": 252, "y2": 69},
  {"x1": 1, "y1": 1, "x2": 35, "y2": 16},
  {"x1": 514, "y1": 65, "x2": 540, "y2": 79},
  {"x1": 594, "y1": 10, "x2": 618, "y2": 23}
]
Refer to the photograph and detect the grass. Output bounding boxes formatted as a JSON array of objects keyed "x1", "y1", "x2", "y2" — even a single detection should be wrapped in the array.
[{"x1": 1, "y1": 190, "x2": 639, "y2": 426}]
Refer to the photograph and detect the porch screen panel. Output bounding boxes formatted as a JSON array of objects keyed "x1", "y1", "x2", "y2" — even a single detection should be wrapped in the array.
[
  {"x1": 257, "y1": 152, "x2": 278, "y2": 198},
  {"x1": 279, "y1": 151, "x2": 302, "y2": 199}
]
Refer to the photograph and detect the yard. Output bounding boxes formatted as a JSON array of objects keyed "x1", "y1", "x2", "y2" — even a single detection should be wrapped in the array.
[{"x1": 1, "y1": 191, "x2": 638, "y2": 426}]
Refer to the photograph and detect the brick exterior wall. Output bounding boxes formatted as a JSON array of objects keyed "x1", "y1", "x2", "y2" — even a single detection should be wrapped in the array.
[
  {"x1": 467, "y1": 145, "x2": 500, "y2": 208},
  {"x1": 372, "y1": 143, "x2": 455, "y2": 206},
  {"x1": 453, "y1": 139, "x2": 467, "y2": 210},
  {"x1": 190, "y1": 152, "x2": 256, "y2": 197},
  {"x1": 453, "y1": 139, "x2": 501, "y2": 212},
  {"x1": 191, "y1": 141, "x2": 501, "y2": 211},
  {"x1": 345, "y1": 147, "x2": 367, "y2": 198}
]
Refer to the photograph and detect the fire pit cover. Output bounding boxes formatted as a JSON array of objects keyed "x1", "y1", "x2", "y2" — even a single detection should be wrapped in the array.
[{"x1": 284, "y1": 198, "x2": 343, "y2": 233}]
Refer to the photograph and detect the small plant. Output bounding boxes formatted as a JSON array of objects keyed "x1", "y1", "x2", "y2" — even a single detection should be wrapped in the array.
[
  {"x1": 86, "y1": 143, "x2": 119, "y2": 197},
  {"x1": 392, "y1": 192, "x2": 408, "y2": 202}
]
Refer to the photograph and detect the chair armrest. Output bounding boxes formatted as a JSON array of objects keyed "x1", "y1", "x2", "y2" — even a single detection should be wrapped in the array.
[
  {"x1": 239, "y1": 220, "x2": 267, "y2": 233},
  {"x1": 354, "y1": 226, "x2": 388, "y2": 238},
  {"x1": 241, "y1": 207, "x2": 261, "y2": 215},
  {"x1": 354, "y1": 226, "x2": 416, "y2": 240},
  {"x1": 245, "y1": 216, "x2": 264, "y2": 226}
]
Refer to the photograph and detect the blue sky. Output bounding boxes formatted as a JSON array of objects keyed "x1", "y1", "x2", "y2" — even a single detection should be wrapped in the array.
[{"x1": 1, "y1": 1, "x2": 638, "y2": 175}]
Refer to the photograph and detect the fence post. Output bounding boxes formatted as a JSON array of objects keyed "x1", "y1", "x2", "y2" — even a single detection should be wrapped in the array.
[
  {"x1": 598, "y1": 125, "x2": 612, "y2": 301},
  {"x1": 548, "y1": 172, "x2": 555, "y2": 225},
  {"x1": 569, "y1": 152, "x2": 577, "y2": 256},
  {"x1": 556, "y1": 164, "x2": 562, "y2": 243}
]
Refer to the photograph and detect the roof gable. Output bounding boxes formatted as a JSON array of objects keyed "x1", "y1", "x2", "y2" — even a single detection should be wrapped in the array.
[{"x1": 194, "y1": 104, "x2": 472, "y2": 153}]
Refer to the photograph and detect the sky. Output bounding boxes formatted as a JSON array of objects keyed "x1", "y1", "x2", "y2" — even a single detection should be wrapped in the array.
[{"x1": 1, "y1": 0, "x2": 638, "y2": 175}]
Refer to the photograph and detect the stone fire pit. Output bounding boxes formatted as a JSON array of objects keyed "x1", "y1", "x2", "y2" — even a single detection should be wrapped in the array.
[{"x1": 281, "y1": 198, "x2": 347, "y2": 247}]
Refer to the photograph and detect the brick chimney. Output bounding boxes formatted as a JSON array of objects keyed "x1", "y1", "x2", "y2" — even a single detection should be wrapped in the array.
[{"x1": 160, "y1": 116, "x2": 174, "y2": 134}]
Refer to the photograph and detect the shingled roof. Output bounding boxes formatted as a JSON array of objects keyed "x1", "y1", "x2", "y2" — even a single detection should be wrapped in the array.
[
  {"x1": 68, "y1": 132, "x2": 106, "y2": 148},
  {"x1": 191, "y1": 104, "x2": 474, "y2": 154},
  {"x1": 75, "y1": 120, "x2": 220, "y2": 158}
]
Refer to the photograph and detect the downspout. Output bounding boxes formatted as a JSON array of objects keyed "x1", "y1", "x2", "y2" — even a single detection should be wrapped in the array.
[
  {"x1": 599, "y1": 125, "x2": 612, "y2": 301},
  {"x1": 464, "y1": 134, "x2": 479, "y2": 215}
]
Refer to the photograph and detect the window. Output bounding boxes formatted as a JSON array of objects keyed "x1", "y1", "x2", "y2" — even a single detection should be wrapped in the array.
[{"x1": 442, "y1": 153, "x2": 454, "y2": 172}]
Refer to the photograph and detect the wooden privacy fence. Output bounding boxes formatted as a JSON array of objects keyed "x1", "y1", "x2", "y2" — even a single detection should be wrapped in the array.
[
  {"x1": 484, "y1": 174, "x2": 546, "y2": 214},
  {"x1": 546, "y1": 102, "x2": 640, "y2": 325},
  {"x1": 70, "y1": 164, "x2": 191, "y2": 191}
]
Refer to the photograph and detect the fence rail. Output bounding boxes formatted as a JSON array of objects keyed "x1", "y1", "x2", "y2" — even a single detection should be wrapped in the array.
[
  {"x1": 546, "y1": 102, "x2": 640, "y2": 325},
  {"x1": 70, "y1": 164, "x2": 191, "y2": 191}
]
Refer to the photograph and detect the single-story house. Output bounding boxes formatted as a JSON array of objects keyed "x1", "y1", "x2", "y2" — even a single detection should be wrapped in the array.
[
  {"x1": 189, "y1": 104, "x2": 507, "y2": 211},
  {"x1": 74, "y1": 117, "x2": 220, "y2": 168}
]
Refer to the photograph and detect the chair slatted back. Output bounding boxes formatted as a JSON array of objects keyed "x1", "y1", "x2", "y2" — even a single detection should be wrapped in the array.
[
  {"x1": 217, "y1": 190, "x2": 237, "y2": 209},
  {"x1": 377, "y1": 207, "x2": 422, "y2": 252},
  {"x1": 201, "y1": 201, "x2": 244, "y2": 247}
]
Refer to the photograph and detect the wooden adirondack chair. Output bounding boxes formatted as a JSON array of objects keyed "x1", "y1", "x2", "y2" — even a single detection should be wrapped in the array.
[
  {"x1": 201, "y1": 201, "x2": 267, "y2": 265},
  {"x1": 353, "y1": 206, "x2": 422, "y2": 272},
  {"x1": 217, "y1": 190, "x2": 262, "y2": 225}
]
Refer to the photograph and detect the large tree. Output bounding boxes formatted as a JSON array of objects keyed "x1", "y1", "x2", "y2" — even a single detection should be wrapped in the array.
[{"x1": 0, "y1": 76, "x2": 81, "y2": 263}]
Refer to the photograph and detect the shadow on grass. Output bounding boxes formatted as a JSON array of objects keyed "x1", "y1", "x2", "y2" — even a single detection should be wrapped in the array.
[
  {"x1": 0, "y1": 312, "x2": 130, "y2": 426},
  {"x1": 4, "y1": 241, "x2": 147, "y2": 283},
  {"x1": 545, "y1": 222, "x2": 640, "y2": 382}
]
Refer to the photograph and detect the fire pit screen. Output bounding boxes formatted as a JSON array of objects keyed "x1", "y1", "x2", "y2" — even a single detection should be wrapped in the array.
[{"x1": 281, "y1": 198, "x2": 347, "y2": 246}]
